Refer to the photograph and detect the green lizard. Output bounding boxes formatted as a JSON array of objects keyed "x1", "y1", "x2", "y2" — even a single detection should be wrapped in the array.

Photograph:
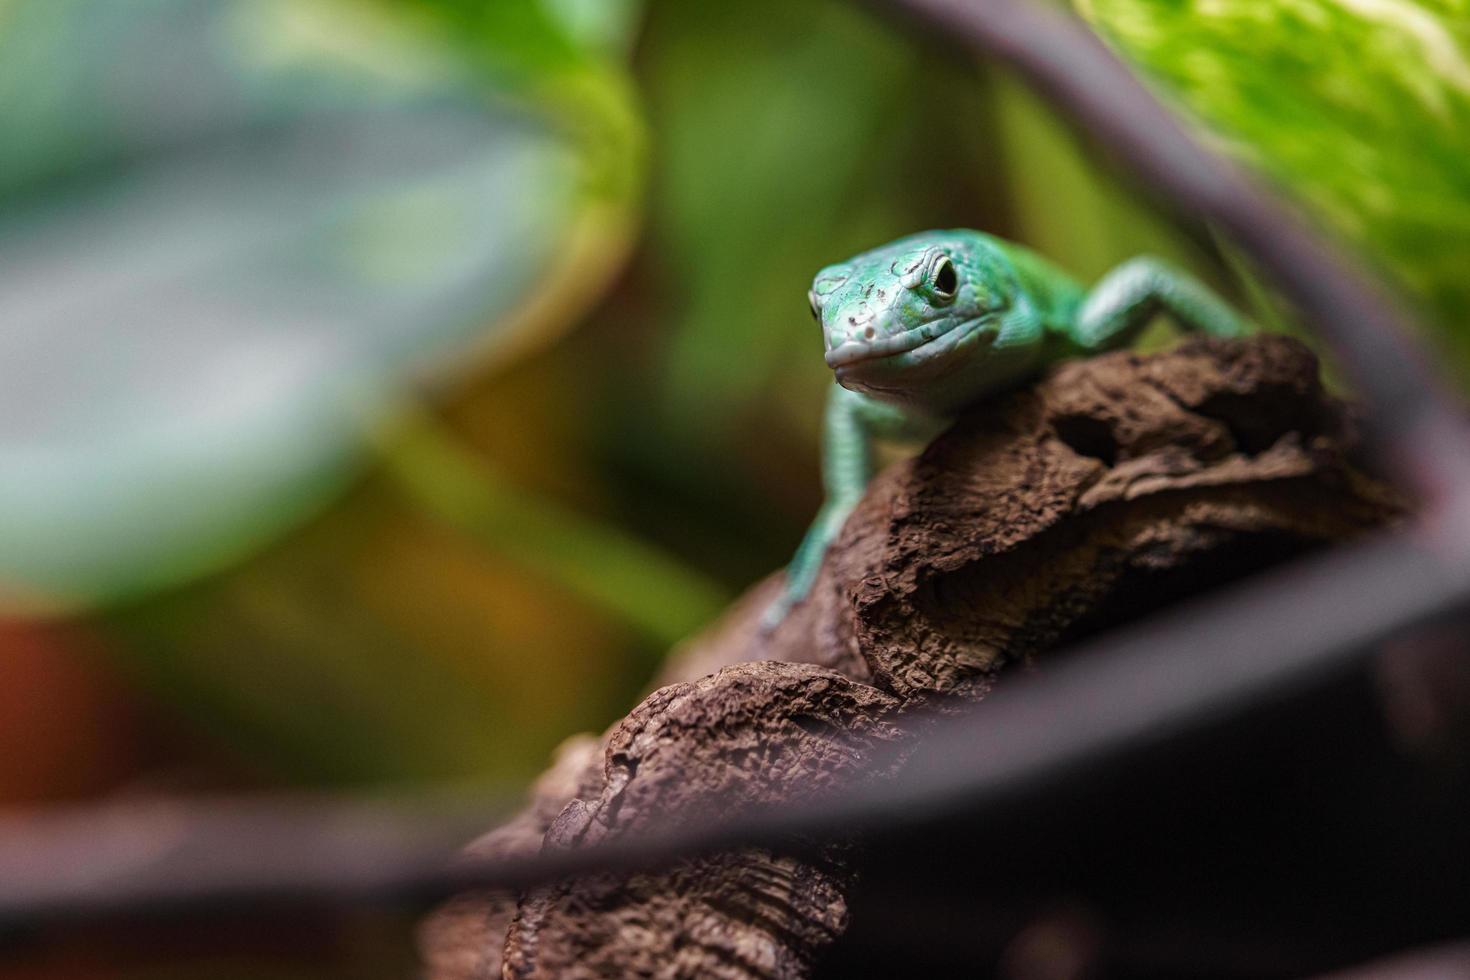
[{"x1": 764, "y1": 228, "x2": 1248, "y2": 628}]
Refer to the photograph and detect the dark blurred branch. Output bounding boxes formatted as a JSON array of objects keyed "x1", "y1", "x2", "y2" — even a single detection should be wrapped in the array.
[
  {"x1": 0, "y1": 795, "x2": 501, "y2": 929},
  {"x1": 1311, "y1": 944, "x2": 1470, "y2": 980},
  {"x1": 3, "y1": 529, "x2": 1467, "y2": 931},
  {"x1": 863, "y1": 0, "x2": 1470, "y2": 510}
]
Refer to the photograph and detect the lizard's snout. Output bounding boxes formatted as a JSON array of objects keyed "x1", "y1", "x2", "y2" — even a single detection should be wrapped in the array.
[
  {"x1": 827, "y1": 311, "x2": 881, "y2": 352},
  {"x1": 824, "y1": 311, "x2": 922, "y2": 370}
]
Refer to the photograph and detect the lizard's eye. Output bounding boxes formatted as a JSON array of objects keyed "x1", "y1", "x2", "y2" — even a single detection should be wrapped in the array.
[
  {"x1": 932, "y1": 256, "x2": 958, "y2": 301},
  {"x1": 808, "y1": 290, "x2": 822, "y2": 321}
]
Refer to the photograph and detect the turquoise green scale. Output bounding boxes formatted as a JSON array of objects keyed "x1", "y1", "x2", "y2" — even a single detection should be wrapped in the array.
[{"x1": 762, "y1": 229, "x2": 1246, "y2": 629}]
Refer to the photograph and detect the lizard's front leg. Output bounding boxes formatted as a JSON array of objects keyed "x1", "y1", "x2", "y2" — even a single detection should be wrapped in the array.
[
  {"x1": 1074, "y1": 256, "x2": 1247, "y2": 350},
  {"x1": 761, "y1": 384, "x2": 908, "y2": 631}
]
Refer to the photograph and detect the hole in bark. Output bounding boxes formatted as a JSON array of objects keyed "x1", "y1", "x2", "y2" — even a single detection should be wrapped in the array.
[
  {"x1": 1052, "y1": 414, "x2": 1120, "y2": 466},
  {"x1": 905, "y1": 521, "x2": 1335, "y2": 694},
  {"x1": 1190, "y1": 386, "x2": 1330, "y2": 456},
  {"x1": 790, "y1": 713, "x2": 845, "y2": 742}
]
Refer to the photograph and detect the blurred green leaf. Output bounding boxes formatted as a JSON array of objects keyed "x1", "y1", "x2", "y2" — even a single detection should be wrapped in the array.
[
  {"x1": 0, "y1": 0, "x2": 641, "y2": 611},
  {"x1": 394, "y1": 0, "x2": 647, "y2": 202},
  {"x1": 1077, "y1": 0, "x2": 1470, "y2": 380}
]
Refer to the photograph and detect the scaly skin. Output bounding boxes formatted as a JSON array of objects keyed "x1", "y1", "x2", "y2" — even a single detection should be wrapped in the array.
[{"x1": 763, "y1": 228, "x2": 1247, "y2": 629}]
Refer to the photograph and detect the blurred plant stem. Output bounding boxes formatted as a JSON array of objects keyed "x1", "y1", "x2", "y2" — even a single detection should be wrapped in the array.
[{"x1": 377, "y1": 408, "x2": 728, "y2": 648}]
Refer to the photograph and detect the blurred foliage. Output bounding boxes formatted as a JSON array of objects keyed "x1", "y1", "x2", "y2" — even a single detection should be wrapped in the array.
[
  {"x1": 0, "y1": 0, "x2": 640, "y2": 610},
  {"x1": 8, "y1": 3, "x2": 1470, "y2": 976},
  {"x1": 5, "y1": 0, "x2": 1239, "y2": 794},
  {"x1": 1077, "y1": 0, "x2": 1470, "y2": 380},
  {"x1": 8, "y1": 0, "x2": 1465, "y2": 806},
  {"x1": 0, "y1": 0, "x2": 653, "y2": 790}
]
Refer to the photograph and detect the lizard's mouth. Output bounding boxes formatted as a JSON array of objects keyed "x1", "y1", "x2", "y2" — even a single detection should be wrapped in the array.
[
  {"x1": 825, "y1": 327, "x2": 932, "y2": 369},
  {"x1": 826, "y1": 314, "x2": 994, "y2": 373}
]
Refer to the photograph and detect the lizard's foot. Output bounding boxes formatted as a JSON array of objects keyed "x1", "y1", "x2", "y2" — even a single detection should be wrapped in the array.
[
  {"x1": 758, "y1": 585, "x2": 801, "y2": 635},
  {"x1": 761, "y1": 498, "x2": 856, "y2": 634}
]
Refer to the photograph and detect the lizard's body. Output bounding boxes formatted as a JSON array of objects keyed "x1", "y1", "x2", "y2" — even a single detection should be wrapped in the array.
[{"x1": 765, "y1": 228, "x2": 1247, "y2": 627}]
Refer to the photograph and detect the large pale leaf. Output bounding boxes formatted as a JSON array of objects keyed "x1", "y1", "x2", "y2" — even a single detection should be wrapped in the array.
[{"x1": 0, "y1": 0, "x2": 623, "y2": 610}]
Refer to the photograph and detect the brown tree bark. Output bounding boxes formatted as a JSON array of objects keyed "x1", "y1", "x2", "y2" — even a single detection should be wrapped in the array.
[{"x1": 419, "y1": 337, "x2": 1402, "y2": 980}]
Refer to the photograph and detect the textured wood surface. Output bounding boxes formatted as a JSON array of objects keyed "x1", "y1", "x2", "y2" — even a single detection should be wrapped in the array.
[{"x1": 420, "y1": 337, "x2": 1401, "y2": 979}]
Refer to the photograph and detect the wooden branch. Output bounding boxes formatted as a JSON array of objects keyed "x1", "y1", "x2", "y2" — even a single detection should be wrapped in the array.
[{"x1": 420, "y1": 337, "x2": 1402, "y2": 979}]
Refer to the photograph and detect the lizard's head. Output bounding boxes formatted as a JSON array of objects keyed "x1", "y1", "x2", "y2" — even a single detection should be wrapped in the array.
[{"x1": 810, "y1": 230, "x2": 1010, "y2": 402}]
